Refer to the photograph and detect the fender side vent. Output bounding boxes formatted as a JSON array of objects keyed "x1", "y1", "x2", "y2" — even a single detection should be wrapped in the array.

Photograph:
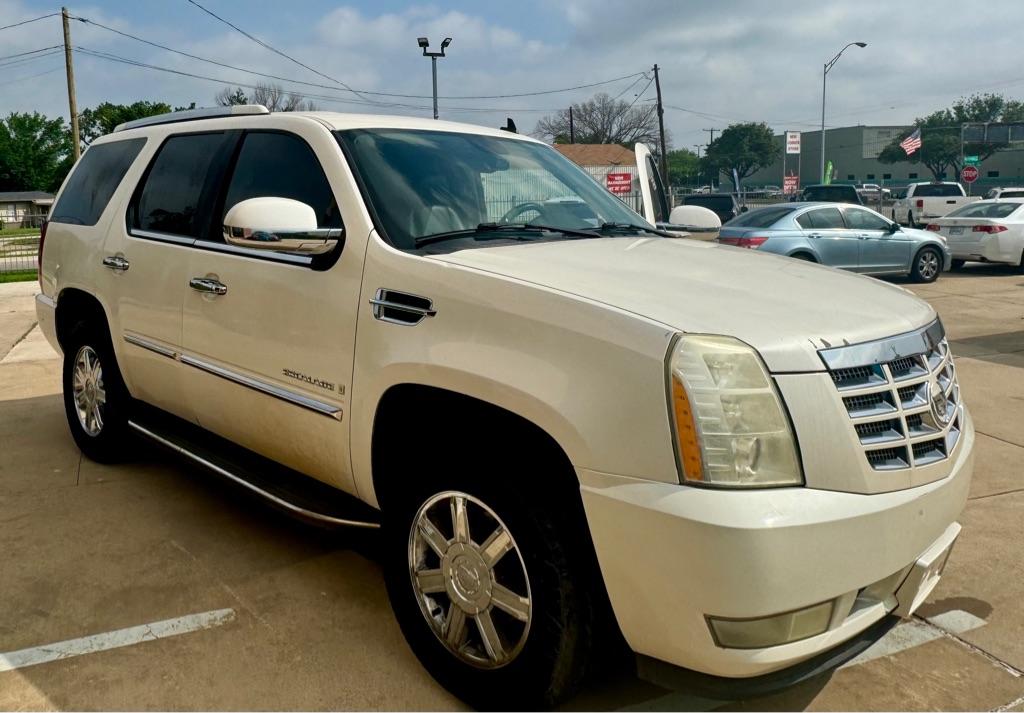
[{"x1": 370, "y1": 288, "x2": 437, "y2": 326}]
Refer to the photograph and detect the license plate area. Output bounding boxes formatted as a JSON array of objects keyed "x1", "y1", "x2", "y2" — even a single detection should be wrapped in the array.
[
  {"x1": 893, "y1": 522, "x2": 961, "y2": 618},
  {"x1": 949, "y1": 226, "x2": 964, "y2": 235}
]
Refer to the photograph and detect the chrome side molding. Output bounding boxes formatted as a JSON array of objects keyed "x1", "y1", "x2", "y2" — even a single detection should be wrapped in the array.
[{"x1": 127, "y1": 420, "x2": 379, "y2": 529}]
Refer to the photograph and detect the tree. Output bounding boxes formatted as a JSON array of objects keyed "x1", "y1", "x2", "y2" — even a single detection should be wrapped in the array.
[
  {"x1": 534, "y1": 93, "x2": 664, "y2": 148},
  {"x1": 703, "y1": 122, "x2": 779, "y2": 190},
  {"x1": 79, "y1": 101, "x2": 174, "y2": 145},
  {"x1": 665, "y1": 148, "x2": 700, "y2": 187},
  {"x1": 215, "y1": 82, "x2": 317, "y2": 111},
  {"x1": 879, "y1": 93, "x2": 1024, "y2": 181},
  {"x1": 0, "y1": 112, "x2": 73, "y2": 192}
]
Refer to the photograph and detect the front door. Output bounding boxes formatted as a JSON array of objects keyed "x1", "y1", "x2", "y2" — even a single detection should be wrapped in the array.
[
  {"x1": 845, "y1": 206, "x2": 912, "y2": 273},
  {"x1": 795, "y1": 206, "x2": 859, "y2": 270},
  {"x1": 180, "y1": 124, "x2": 364, "y2": 493}
]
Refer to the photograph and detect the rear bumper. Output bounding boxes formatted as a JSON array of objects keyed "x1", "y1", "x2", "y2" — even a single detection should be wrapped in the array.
[
  {"x1": 579, "y1": 414, "x2": 973, "y2": 679},
  {"x1": 34, "y1": 293, "x2": 60, "y2": 355},
  {"x1": 947, "y1": 236, "x2": 1020, "y2": 264}
]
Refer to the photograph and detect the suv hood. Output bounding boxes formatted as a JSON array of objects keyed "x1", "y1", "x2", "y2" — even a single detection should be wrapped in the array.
[{"x1": 431, "y1": 237, "x2": 936, "y2": 373}]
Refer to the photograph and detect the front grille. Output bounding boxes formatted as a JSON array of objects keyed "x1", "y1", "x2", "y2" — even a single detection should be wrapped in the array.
[{"x1": 821, "y1": 322, "x2": 962, "y2": 471}]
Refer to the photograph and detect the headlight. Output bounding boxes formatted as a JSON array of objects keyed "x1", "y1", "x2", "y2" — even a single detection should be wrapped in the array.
[{"x1": 668, "y1": 334, "x2": 802, "y2": 487}]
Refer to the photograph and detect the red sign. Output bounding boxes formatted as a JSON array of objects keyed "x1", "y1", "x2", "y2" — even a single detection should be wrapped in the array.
[
  {"x1": 606, "y1": 172, "x2": 632, "y2": 195},
  {"x1": 783, "y1": 175, "x2": 799, "y2": 195},
  {"x1": 961, "y1": 165, "x2": 979, "y2": 184}
]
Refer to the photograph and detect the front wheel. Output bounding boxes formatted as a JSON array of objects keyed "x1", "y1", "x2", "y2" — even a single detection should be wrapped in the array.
[
  {"x1": 384, "y1": 483, "x2": 594, "y2": 708},
  {"x1": 911, "y1": 246, "x2": 943, "y2": 283}
]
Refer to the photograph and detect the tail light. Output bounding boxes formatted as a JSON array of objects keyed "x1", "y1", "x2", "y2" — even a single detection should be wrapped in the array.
[
  {"x1": 37, "y1": 220, "x2": 48, "y2": 289},
  {"x1": 916, "y1": 199, "x2": 924, "y2": 208},
  {"x1": 719, "y1": 236, "x2": 769, "y2": 249},
  {"x1": 973, "y1": 225, "x2": 1008, "y2": 233},
  {"x1": 925, "y1": 224, "x2": 941, "y2": 232}
]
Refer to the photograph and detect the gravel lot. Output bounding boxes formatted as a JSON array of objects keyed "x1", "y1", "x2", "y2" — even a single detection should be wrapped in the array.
[{"x1": 1, "y1": 265, "x2": 1022, "y2": 711}]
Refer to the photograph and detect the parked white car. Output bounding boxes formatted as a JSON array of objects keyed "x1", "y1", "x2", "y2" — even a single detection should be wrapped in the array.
[
  {"x1": 984, "y1": 187, "x2": 1024, "y2": 200},
  {"x1": 926, "y1": 199, "x2": 1024, "y2": 270},
  {"x1": 892, "y1": 182, "x2": 979, "y2": 227},
  {"x1": 37, "y1": 106, "x2": 973, "y2": 708},
  {"x1": 856, "y1": 183, "x2": 891, "y2": 200}
]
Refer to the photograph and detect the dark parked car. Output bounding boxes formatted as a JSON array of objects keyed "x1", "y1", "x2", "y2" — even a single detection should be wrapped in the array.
[
  {"x1": 682, "y1": 193, "x2": 744, "y2": 223},
  {"x1": 797, "y1": 184, "x2": 864, "y2": 205}
]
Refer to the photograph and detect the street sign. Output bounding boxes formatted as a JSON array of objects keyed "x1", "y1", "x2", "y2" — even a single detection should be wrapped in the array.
[
  {"x1": 786, "y1": 131, "x2": 801, "y2": 155},
  {"x1": 783, "y1": 175, "x2": 799, "y2": 195},
  {"x1": 961, "y1": 165, "x2": 979, "y2": 184},
  {"x1": 964, "y1": 155, "x2": 980, "y2": 166},
  {"x1": 606, "y1": 172, "x2": 632, "y2": 195}
]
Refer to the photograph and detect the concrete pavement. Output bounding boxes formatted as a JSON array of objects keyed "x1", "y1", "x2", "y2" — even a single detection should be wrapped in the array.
[{"x1": 1, "y1": 263, "x2": 1022, "y2": 711}]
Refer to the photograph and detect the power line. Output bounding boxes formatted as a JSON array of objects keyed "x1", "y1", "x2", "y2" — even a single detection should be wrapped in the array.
[
  {"x1": 0, "y1": 65, "x2": 63, "y2": 87},
  {"x1": 0, "y1": 12, "x2": 60, "y2": 32},
  {"x1": 626, "y1": 75, "x2": 655, "y2": 110},
  {"x1": 0, "y1": 45, "x2": 63, "y2": 62},
  {"x1": 0, "y1": 49, "x2": 65, "y2": 70}
]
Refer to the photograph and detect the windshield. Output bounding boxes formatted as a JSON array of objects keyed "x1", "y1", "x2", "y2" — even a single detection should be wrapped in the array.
[
  {"x1": 336, "y1": 128, "x2": 642, "y2": 250},
  {"x1": 946, "y1": 201, "x2": 1023, "y2": 219},
  {"x1": 725, "y1": 205, "x2": 796, "y2": 228},
  {"x1": 914, "y1": 184, "x2": 963, "y2": 197}
]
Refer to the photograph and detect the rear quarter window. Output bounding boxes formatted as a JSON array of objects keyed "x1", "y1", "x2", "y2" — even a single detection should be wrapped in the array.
[
  {"x1": 49, "y1": 138, "x2": 146, "y2": 226},
  {"x1": 946, "y1": 202, "x2": 1023, "y2": 219}
]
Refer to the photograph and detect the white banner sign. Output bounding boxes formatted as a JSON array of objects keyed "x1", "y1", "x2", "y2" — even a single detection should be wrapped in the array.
[{"x1": 786, "y1": 131, "x2": 801, "y2": 154}]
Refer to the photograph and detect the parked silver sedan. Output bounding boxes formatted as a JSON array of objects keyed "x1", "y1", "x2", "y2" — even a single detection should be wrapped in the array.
[{"x1": 718, "y1": 202, "x2": 951, "y2": 282}]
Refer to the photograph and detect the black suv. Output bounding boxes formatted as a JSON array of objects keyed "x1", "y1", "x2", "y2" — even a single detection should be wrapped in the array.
[
  {"x1": 797, "y1": 184, "x2": 863, "y2": 205},
  {"x1": 682, "y1": 193, "x2": 744, "y2": 223}
]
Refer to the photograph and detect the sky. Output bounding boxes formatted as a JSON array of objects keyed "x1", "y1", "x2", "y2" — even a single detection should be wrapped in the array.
[{"x1": 3, "y1": 0, "x2": 1024, "y2": 152}]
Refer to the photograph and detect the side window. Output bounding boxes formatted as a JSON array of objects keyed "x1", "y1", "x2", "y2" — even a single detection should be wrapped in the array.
[
  {"x1": 845, "y1": 208, "x2": 891, "y2": 231},
  {"x1": 133, "y1": 133, "x2": 230, "y2": 237},
  {"x1": 796, "y1": 207, "x2": 845, "y2": 230},
  {"x1": 221, "y1": 132, "x2": 342, "y2": 230},
  {"x1": 50, "y1": 138, "x2": 145, "y2": 226}
]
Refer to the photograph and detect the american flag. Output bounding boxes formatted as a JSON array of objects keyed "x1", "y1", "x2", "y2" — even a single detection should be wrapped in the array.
[{"x1": 900, "y1": 128, "x2": 922, "y2": 156}]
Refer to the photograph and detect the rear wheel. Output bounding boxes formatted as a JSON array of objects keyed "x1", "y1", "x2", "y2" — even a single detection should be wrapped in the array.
[
  {"x1": 1016, "y1": 249, "x2": 1024, "y2": 274},
  {"x1": 384, "y1": 468, "x2": 595, "y2": 708},
  {"x1": 791, "y1": 252, "x2": 816, "y2": 262},
  {"x1": 62, "y1": 320, "x2": 132, "y2": 462},
  {"x1": 907, "y1": 211, "x2": 918, "y2": 229},
  {"x1": 911, "y1": 246, "x2": 942, "y2": 283}
]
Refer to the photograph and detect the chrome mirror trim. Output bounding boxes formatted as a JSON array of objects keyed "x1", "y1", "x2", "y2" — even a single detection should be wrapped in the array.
[{"x1": 222, "y1": 225, "x2": 343, "y2": 255}]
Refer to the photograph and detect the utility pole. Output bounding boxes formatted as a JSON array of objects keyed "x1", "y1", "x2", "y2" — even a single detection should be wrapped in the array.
[
  {"x1": 702, "y1": 128, "x2": 717, "y2": 189},
  {"x1": 569, "y1": 106, "x2": 575, "y2": 143},
  {"x1": 652, "y1": 64, "x2": 668, "y2": 187},
  {"x1": 703, "y1": 128, "x2": 717, "y2": 145},
  {"x1": 61, "y1": 7, "x2": 80, "y2": 162},
  {"x1": 693, "y1": 144, "x2": 702, "y2": 188}
]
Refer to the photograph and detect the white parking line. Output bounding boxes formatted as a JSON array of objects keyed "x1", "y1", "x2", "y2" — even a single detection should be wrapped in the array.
[{"x1": 0, "y1": 608, "x2": 235, "y2": 673}]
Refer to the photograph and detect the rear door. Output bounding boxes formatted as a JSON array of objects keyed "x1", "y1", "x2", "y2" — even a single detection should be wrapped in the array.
[
  {"x1": 105, "y1": 131, "x2": 236, "y2": 422},
  {"x1": 845, "y1": 206, "x2": 911, "y2": 273},
  {"x1": 180, "y1": 123, "x2": 363, "y2": 493},
  {"x1": 795, "y1": 206, "x2": 859, "y2": 269}
]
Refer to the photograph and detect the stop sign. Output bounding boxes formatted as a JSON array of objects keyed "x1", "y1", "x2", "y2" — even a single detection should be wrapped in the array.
[{"x1": 962, "y1": 165, "x2": 979, "y2": 183}]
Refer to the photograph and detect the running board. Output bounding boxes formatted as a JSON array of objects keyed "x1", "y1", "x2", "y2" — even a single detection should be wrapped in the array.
[{"x1": 127, "y1": 405, "x2": 380, "y2": 529}]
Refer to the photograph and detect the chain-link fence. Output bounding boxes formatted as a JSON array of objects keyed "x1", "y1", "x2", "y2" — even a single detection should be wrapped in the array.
[{"x1": 0, "y1": 212, "x2": 43, "y2": 277}]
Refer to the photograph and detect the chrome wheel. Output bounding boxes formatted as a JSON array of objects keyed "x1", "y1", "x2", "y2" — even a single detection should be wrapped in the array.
[
  {"x1": 918, "y1": 250, "x2": 940, "y2": 280},
  {"x1": 409, "y1": 491, "x2": 532, "y2": 669},
  {"x1": 72, "y1": 345, "x2": 106, "y2": 437}
]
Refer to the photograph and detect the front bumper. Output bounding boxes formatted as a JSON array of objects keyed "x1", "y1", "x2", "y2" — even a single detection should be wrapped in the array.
[{"x1": 578, "y1": 412, "x2": 973, "y2": 679}]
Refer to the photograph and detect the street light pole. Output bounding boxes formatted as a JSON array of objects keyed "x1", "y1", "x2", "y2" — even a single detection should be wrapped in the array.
[
  {"x1": 418, "y1": 37, "x2": 452, "y2": 120},
  {"x1": 820, "y1": 41, "x2": 867, "y2": 183}
]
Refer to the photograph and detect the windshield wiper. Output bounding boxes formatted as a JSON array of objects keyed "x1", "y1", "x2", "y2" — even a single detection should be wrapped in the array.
[
  {"x1": 598, "y1": 222, "x2": 677, "y2": 238},
  {"x1": 415, "y1": 222, "x2": 600, "y2": 248}
]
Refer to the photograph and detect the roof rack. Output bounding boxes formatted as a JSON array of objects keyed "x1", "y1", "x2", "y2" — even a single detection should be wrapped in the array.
[{"x1": 113, "y1": 104, "x2": 270, "y2": 133}]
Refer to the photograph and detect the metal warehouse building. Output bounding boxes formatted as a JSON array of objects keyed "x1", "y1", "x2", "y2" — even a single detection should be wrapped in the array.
[{"x1": 747, "y1": 126, "x2": 1024, "y2": 193}]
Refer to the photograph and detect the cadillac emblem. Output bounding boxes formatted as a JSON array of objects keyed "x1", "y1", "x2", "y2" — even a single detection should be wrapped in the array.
[{"x1": 929, "y1": 375, "x2": 952, "y2": 426}]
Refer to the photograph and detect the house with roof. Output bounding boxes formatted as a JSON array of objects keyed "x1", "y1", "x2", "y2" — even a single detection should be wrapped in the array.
[{"x1": 0, "y1": 191, "x2": 54, "y2": 228}]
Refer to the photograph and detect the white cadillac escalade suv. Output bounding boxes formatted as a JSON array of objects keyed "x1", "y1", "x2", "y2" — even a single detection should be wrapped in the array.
[{"x1": 37, "y1": 106, "x2": 973, "y2": 708}]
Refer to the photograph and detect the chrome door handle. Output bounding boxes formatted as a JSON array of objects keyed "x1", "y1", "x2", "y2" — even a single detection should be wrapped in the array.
[
  {"x1": 102, "y1": 255, "x2": 130, "y2": 271},
  {"x1": 808, "y1": 233, "x2": 823, "y2": 239},
  {"x1": 189, "y1": 277, "x2": 227, "y2": 295}
]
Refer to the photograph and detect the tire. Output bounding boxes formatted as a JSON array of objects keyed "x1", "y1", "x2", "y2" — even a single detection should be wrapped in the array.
[
  {"x1": 62, "y1": 319, "x2": 133, "y2": 463},
  {"x1": 950, "y1": 259, "x2": 966, "y2": 270},
  {"x1": 791, "y1": 252, "x2": 816, "y2": 262},
  {"x1": 907, "y1": 211, "x2": 918, "y2": 229},
  {"x1": 383, "y1": 469, "x2": 595, "y2": 709},
  {"x1": 910, "y1": 246, "x2": 943, "y2": 283},
  {"x1": 1016, "y1": 250, "x2": 1024, "y2": 274}
]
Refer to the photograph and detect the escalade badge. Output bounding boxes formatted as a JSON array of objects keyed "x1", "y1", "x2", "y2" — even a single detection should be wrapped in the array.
[
  {"x1": 929, "y1": 375, "x2": 951, "y2": 426},
  {"x1": 283, "y1": 368, "x2": 339, "y2": 393}
]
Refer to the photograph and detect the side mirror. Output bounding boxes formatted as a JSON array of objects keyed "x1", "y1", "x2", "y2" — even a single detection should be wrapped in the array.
[
  {"x1": 740, "y1": 205, "x2": 749, "y2": 213},
  {"x1": 223, "y1": 197, "x2": 342, "y2": 255},
  {"x1": 887, "y1": 221, "x2": 900, "y2": 233}
]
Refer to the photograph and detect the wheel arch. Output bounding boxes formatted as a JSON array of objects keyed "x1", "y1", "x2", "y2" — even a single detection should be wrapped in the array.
[
  {"x1": 54, "y1": 287, "x2": 111, "y2": 350},
  {"x1": 787, "y1": 249, "x2": 819, "y2": 262}
]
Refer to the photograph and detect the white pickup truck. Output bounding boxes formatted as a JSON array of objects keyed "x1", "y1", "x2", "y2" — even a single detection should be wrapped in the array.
[{"x1": 892, "y1": 182, "x2": 980, "y2": 227}]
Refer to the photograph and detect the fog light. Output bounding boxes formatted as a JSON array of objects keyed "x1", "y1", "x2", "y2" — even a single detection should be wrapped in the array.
[{"x1": 707, "y1": 600, "x2": 834, "y2": 649}]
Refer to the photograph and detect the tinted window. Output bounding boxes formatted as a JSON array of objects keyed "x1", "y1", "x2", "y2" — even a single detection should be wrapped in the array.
[
  {"x1": 999, "y1": 191, "x2": 1024, "y2": 198},
  {"x1": 946, "y1": 201, "x2": 1023, "y2": 219},
  {"x1": 50, "y1": 138, "x2": 145, "y2": 226},
  {"x1": 684, "y1": 195, "x2": 734, "y2": 211},
  {"x1": 726, "y1": 206, "x2": 795, "y2": 228},
  {"x1": 913, "y1": 184, "x2": 963, "y2": 197},
  {"x1": 802, "y1": 186, "x2": 859, "y2": 203},
  {"x1": 135, "y1": 133, "x2": 228, "y2": 237},
  {"x1": 844, "y1": 208, "x2": 891, "y2": 230},
  {"x1": 796, "y1": 207, "x2": 845, "y2": 229},
  {"x1": 222, "y1": 132, "x2": 341, "y2": 229}
]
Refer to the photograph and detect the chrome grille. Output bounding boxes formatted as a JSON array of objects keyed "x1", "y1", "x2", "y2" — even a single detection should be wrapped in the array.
[{"x1": 819, "y1": 320, "x2": 962, "y2": 471}]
